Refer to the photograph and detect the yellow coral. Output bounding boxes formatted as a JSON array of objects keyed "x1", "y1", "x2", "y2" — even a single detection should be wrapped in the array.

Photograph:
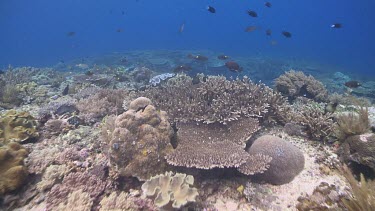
[{"x1": 0, "y1": 110, "x2": 39, "y2": 143}]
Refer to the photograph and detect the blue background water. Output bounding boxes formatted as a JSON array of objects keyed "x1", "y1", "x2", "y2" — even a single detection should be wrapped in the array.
[{"x1": 1, "y1": 0, "x2": 374, "y2": 76}]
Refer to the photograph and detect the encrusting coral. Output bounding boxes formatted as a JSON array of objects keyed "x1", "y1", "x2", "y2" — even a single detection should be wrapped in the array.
[
  {"x1": 0, "y1": 110, "x2": 39, "y2": 143},
  {"x1": 141, "y1": 171, "x2": 199, "y2": 209},
  {"x1": 101, "y1": 97, "x2": 174, "y2": 181},
  {"x1": 239, "y1": 135, "x2": 304, "y2": 185},
  {"x1": 275, "y1": 70, "x2": 328, "y2": 102},
  {"x1": 166, "y1": 118, "x2": 259, "y2": 169},
  {"x1": 0, "y1": 142, "x2": 29, "y2": 195}
]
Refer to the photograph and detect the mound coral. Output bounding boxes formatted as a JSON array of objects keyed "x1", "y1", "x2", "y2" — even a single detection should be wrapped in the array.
[
  {"x1": 0, "y1": 110, "x2": 39, "y2": 143},
  {"x1": 0, "y1": 142, "x2": 28, "y2": 195},
  {"x1": 141, "y1": 171, "x2": 198, "y2": 209},
  {"x1": 240, "y1": 135, "x2": 304, "y2": 185},
  {"x1": 101, "y1": 97, "x2": 174, "y2": 180},
  {"x1": 275, "y1": 70, "x2": 328, "y2": 102}
]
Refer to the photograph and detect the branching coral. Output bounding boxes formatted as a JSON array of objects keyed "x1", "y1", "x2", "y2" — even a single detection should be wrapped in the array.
[
  {"x1": 141, "y1": 171, "x2": 198, "y2": 209},
  {"x1": 275, "y1": 70, "x2": 328, "y2": 102},
  {"x1": 0, "y1": 110, "x2": 39, "y2": 143},
  {"x1": 101, "y1": 97, "x2": 174, "y2": 180},
  {"x1": 166, "y1": 118, "x2": 259, "y2": 169},
  {"x1": 143, "y1": 75, "x2": 289, "y2": 124},
  {"x1": 0, "y1": 142, "x2": 28, "y2": 195}
]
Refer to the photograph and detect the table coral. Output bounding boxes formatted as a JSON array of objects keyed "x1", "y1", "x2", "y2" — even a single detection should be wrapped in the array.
[
  {"x1": 0, "y1": 110, "x2": 39, "y2": 143},
  {"x1": 141, "y1": 171, "x2": 198, "y2": 209},
  {"x1": 102, "y1": 97, "x2": 174, "y2": 181},
  {"x1": 0, "y1": 142, "x2": 28, "y2": 195}
]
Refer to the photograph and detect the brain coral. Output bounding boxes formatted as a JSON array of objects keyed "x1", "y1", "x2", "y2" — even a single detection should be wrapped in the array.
[
  {"x1": 141, "y1": 171, "x2": 198, "y2": 209},
  {"x1": 0, "y1": 142, "x2": 28, "y2": 195},
  {"x1": 241, "y1": 135, "x2": 305, "y2": 185},
  {"x1": 102, "y1": 97, "x2": 174, "y2": 181},
  {"x1": 0, "y1": 110, "x2": 39, "y2": 143}
]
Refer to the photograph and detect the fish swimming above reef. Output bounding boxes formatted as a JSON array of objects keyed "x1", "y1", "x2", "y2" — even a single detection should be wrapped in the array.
[
  {"x1": 344, "y1": 80, "x2": 361, "y2": 88},
  {"x1": 225, "y1": 61, "x2": 243, "y2": 73},
  {"x1": 179, "y1": 22, "x2": 185, "y2": 33},
  {"x1": 331, "y1": 23, "x2": 342, "y2": 29},
  {"x1": 188, "y1": 54, "x2": 208, "y2": 62},
  {"x1": 75, "y1": 63, "x2": 89, "y2": 69},
  {"x1": 266, "y1": 29, "x2": 272, "y2": 36},
  {"x1": 66, "y1": 31, "x2": 76, "y2": 37},
  {"x1": 282, "y1": 31, "x2": 292, "y2": 38},
  {"x1": 265, "y1": 2, "x2": 272, "y2": 8},
  {"x1": 247, "y1": 10, "x2": 258, "y2": 17},
  {"x1": 116, "y1": 28, "x2": 123, "y2": 32},
  {"x1": 207, "y1": 6, "x2": 216, "y2": 13},
  {"x1": 217, "y1": 55, "x2": 229, "y2": 60},
  {"x1": 173, "y1": 65, "x2": 192, "y2": 73},
  {"x1": 245, "y1": 26, "x2": 257, "y2": 32}
]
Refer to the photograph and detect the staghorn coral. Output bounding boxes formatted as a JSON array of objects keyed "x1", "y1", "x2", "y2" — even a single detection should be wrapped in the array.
[
  {"x1": 99, "y1": 191, "x2": 156, "y2": 211},
  {"x1": 0, "y1": 142, "x2": 28, "y2": 195},
  {"x1": 240, "y1": 135, "x2": 304, "y2": 185},
  {"x1": 101, "y1": 97, "x2": 174, "y2": 180},
  {"x1": 275, "y1": 70, "x2": 328, "y2": 102},
  {"x1": 0, "y1": 110, "x2": 39, "y2": 143},
  {"x1": 56, "y1": 189, "x2": 93, "y2": 211},
  {"x1": 334, "y1": 107, "x2": 370, "y2": 141},
  {"x1": 339, "y1": 133, "x2": 375, "y2": 172},
  {"x1": 341, "y1": 165, "x2": 375, "y2": 211},
  {"x1": 143, "y1": 75, "x2": 289, "y2": 124},
  {"x1": 166, "y1": 118, "x2": 259, "y2": 169},
  {"x1": 141, "y1": 171, "x2": 198, "y2": 209}
]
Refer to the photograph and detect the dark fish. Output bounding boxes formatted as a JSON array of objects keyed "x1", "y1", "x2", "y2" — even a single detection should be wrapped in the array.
[
  {"x1": 173, "y1": 64, "x2": 192, "y2": 73},
  {"x1": 282, "y1": 31, "x2": 292, "y2": 38},
  {"x1": 218, "y1": 55, "x2": 229, "y2": 60},
  {"x1": 121, "y1": 11, "x2": 125, "y2": 15},
  {"x1": 66, "y1": 31, "x2": 76, "y2": 37},
  {"x1": 62, "y1": 85, "x2": 69, "y2": 96},
  {"x1": 225, "y1": 61, "x2": 243, "y2": 72},
  {"x1": 120, "y1": 57, "x2": 127, "y2": 64},
  {"x1": 116, "y1": 28, "x2": 123, "y2": 32},
  {"x1": 331, "y1": 23, "x2": 342, "y2": 28},
  {"x1": 265, "y1": 2, "x2": 272, "y2": 8},
  {"x1": 245, "y1": 26, "x2": 257, "y2": 32},
  {"x1": 85, "y1": 70, "x2": 94, "y2": 76},
  {"x1": 247, "y1": 10, "x2": 258, "y2": 17},
  {"x1": 344, "y1": 80, "x2": 361, "y2": 88},
  {"x1": 189, "y1": 54, "x2": 208, "y2": 62},
  {"x1": 207, "y1": 6, "x2": 216, "y2": 13},
  {"x1": 266, "y1": 29, "x2": 272, "y2": 36}
]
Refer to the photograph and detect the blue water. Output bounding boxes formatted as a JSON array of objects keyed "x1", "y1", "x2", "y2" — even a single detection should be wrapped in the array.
[{"x1": 1, "y1": 0, "x2": 374, "y2": 76}]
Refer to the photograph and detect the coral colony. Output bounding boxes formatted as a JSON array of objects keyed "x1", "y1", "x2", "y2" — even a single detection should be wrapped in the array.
[{"x1": 1, "y1": 51, "x2": 375, "y2": 210}]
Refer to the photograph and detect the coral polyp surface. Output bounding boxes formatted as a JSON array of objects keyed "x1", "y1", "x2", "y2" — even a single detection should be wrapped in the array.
[
  {"x1": 0, "y1": 110, "x2": 39, "y2": 143},
  {"x1": 102, "y1": 97, "x2": 174, "y2": 180}
]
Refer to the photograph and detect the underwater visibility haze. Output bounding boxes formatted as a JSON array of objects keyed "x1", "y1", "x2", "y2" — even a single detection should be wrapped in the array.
[{"x1": 2, "y1": 1, "x2": 375, "y2": 211}]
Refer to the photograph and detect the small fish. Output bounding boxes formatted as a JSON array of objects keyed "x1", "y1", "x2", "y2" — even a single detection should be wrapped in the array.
[
  {"x1": 218, "y1": 55, "x2": 229, "y2": 60},
  {"x1": 179, "y1": 22, "x2": 185, "y2": 33},
  {"x1": 331, "y1": 23, "x2": 342, "y2": 28},
  {"x1": 85, "y1": 70, "x2": 94, "y2": 76},
  {"x1": 173, "y1": 65, "x2": 192, "y2": 73},
  {"x1": 247, "y1": 10, "x2": 258, "y2": 17},
  {"x1": 116, "y1": 28, "x2": 123, "y2": 32},
  {"x1": 245, "y1": 26, "x2": 257, "y2": 32},
  {"x1": 265, "y1": 2, "x2": 272, "y2": 8},
  {"x1": 282, "y1": 31, "x2": 292, "y2": 38},
  {"x1": 207, "y1": 6, "x2": 216, "y2": 13},
  {"x1": 62, "y1": 85, "x2": 69, "y2": 96},
  {"x1": 266, "y1": 29, "x2": 272, "y2": 36},
  {"x1": 76, "y1": 63, "x2": 89, "y2": 69},
  {"x1": 225, "y1": 61, "x2": 243, "y2": 72},
  {"x1": 66, "y1": 31, "x2": 76, "y2": 37},
  {"x1": 121, "y1": 11, "x2": 125, "y2": 15},
  {"x1": 344, "y1": 80, "x2": 361, "y2": 88},
  {"x1": 270, "y1": 40, "x2": 278, "y2": 45},
  {"x1": 188, "y1": 54, "x2": 208, "y2": 61}
]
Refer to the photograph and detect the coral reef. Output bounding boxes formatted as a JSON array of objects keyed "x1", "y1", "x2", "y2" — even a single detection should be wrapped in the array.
[
  {"x1": 0, "y1": 110, "x2": 39, "y2": 143},
  {"x1": 101, "y1": 97, "x2": 174, "y2": 180},
  {"x1": 55, "y1": 189, "x2": 93, "y2": 211},
  {"x1": 166, "y1": 118, "x2": 259, "y2": 169},
  {"x1": 99, "y1": 191, "x2": 156, "y2": 211},
  {"x1": 241, "y1": 135, "x2": 304, "y2": 185},
  {"x1": 141, "y1": 171, "x2": 198, "y2": 209},
  {"x1": 339, "y1": 133, "x2": 375, "y2": 172},
  {"x1": 275, "y1": 70, "x2": 328, "y2": 102},
  {"x1": 0, "y1": 142, "x2": 29, "y2": 195}
]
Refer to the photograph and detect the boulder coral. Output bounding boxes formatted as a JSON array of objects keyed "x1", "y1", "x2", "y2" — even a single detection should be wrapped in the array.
[
  {"x1": 102, "y1": 97, "x2": 174, "y2": 181},
  {"x1": 141, "y1": 171, "x2": 198, "y2": 209},
  {"x1": 0, "y1": 142, "x2": 28, "y2": 195},
  {"x1": 241, "y1": 135, "x2": 305, "y2": 185},
  {"x1": 0, "y1": 110, "x2": 39, "y2": 143}
]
